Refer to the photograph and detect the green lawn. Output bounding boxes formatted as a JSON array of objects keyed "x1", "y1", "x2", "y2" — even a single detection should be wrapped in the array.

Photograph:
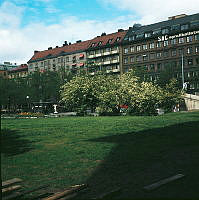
[{"x1": 1, "y1": 112, "x2": 199, "y2": 199}]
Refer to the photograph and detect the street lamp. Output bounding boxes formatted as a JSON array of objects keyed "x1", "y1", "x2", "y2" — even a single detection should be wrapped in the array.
[
  {"x1": 181, "y1": 51, "x2": 185, "y2": 89},
  {"x1": 26, "y1": 95, "x2": 30, "y2": 112}
]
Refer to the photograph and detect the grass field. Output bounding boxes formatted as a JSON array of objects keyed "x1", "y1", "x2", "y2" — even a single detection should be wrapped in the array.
[{"x1": 1, "y1": 112, "x2": 199, "y2": 199}]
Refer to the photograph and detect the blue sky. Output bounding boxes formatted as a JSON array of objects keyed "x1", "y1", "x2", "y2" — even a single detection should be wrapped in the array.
[{"x1": 0, "y1": 0, "x2": 198, "y2": 64}]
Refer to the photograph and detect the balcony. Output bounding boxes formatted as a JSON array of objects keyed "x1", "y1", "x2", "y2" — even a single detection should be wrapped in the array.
[
  {"x1": 113, "y1": 68, "x2": 120, "y2": 72},
  {"x1": 87, "y1": 55, "x2": 94, "y2": 58},
  {"x1": 104, "y1": 61, "x2": 111, "y2": 65},
  {"x1": 111, "y1": 59, "x2": 119, "y2": 64}
]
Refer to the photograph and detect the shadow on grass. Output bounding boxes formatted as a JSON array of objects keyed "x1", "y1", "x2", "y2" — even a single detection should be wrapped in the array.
[
  {"x1": 79, "y1": 121, "x2": 199, "y2": 199},
  {"x1": 1, "y1": 129, "x2": 34, "y2": 156}
]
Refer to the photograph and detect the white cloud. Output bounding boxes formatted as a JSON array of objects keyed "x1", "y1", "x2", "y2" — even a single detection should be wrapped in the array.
[
  {"x1": 102, "y1": 0, "x2": 199, "y2": 24},
  {"x1": 0, "y1": 2, "x2": 135, "y2": 64}
]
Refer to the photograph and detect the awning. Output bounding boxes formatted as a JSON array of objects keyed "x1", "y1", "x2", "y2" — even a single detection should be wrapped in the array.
[
  {"x1": 79, "y1": 54, "x2": 84, "y2": 58},
  {"x1": 79, "y1": 63, "x2": 84, "y2": 67}
]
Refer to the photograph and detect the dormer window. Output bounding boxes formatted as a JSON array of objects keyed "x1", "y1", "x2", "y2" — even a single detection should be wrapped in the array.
[
  {"x1": 129, "y1": 35, "x2": 135, "y2": 41},
  {"x1": 162, "y1": 28, "x2": 169, "y2": 35},
  {"x1": 171, "y1": 24, "x2": 180, "y2": 31},
  {"x1": 107, "y1": 39, "x2": 113, "y2": 44},
  {"x1": 145, "y1": 32, "x2": 151, "y2": 38},
  {"x1": 153, "y1": 28, "x2": 161, "y2": 35},
  {"x1": 98, "y1": 41, "x2": 102, "y2": 46},
  {"x1": 181, "y1": 24, "x2": 189, "y2": 31},
  {"x1": 116, "y1": 37, "x2": 121, "y2": 42},
  {"x1": 90, "y1": 43, "x2": 95, "y2": 47}
]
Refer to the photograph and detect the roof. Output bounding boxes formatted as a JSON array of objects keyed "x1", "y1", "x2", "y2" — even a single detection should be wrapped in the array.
[
  {"x1": 28, "y1": 30, "x2": 127, "y2": 63},
  {"x1": 87, "y1": 30, "x2": 127, "y2": 49},
  {"x1": 9, "y1": 64, "x2": 28, "y2": 72},
  {"x1": 125, "y1": 13, "x2": 199, "y2": 40},
  {"x1": 28, "y1": 40, "x2": 91, "y2": 63}
]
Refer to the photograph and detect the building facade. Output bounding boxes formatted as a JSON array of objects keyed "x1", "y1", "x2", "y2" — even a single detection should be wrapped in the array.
[
  {"x1": 27, "y1": 40, "x2": 91, "y2": 74},
  {"x1": 122, "y1": 13, "x2": 199, "y2": 90},
  {"x1": 85, "y1": 30, "x2": 127, "y2": 75},
  {"x1": 0, "y1": 62, "x2": 19, "y2": 78},
  {"x1": 8, "y1": 64, "x2": 28, "y2": 79}
]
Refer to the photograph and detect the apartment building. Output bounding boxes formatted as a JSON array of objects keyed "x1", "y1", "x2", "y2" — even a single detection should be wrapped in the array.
[
  {"x1": 27, "y1": 40, "x2": 91, "y2": 74},
  {"x1": 86, "y1": 29, "x2": 127, "y2": 75},
  {"x1": 122, "y1": 13, "x2": 199, "y2": 89},
  {"x1": 8, "y1": 64, "x2": 28, "y2": 79}
]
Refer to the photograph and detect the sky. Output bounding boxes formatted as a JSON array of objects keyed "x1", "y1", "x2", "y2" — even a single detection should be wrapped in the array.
[{"x1": 0, "y1": 0, "x2": 199, "y2": 64}]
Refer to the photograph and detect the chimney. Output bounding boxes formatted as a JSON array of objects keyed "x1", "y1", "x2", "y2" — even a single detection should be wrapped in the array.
[
  {"x1": 48, "y1": 47, "x2": 52, "y2": 50},
  {"x1": 118, "y1": 29, "x2": 124, "y2": 32},
  {"x1": 168, "y1": 14, "x2": 187, "y2": 20},
  {"x1": 34, "y1": 50, "x2": 39, "y2": 54},
  {"x1": 101, "y1": 32, "x2": 106, "y2": 36},
  {"x1": 63, "y1": 41, "x2": 68, "y2": 46},
  {"x1": 56, "y1": 46, "x2": 59, "y2": 48},
  {"x1": 76, "y1": 40, "x2": 82, "y2": 43},
  {"x1": 69, "y1": 42, "x2": 71, "y2": 45}
]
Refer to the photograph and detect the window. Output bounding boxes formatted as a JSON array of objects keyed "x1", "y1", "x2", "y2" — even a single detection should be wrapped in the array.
[
  {"x1": 130, "y1": 56, "x2": 135, "y2": 63},
  {"x1": 187, "y1": 59, "x2": 193, "y2": 65},
  {"x1": 153, "y1": 28, "x2": 161, "y2": 35},
  {"x1": 129, "y1": 35, "x2": 135, "y2": 41},
  {"x1": 143, "y1": 54, "x2": 148, "y2": 61},
  {"x1": 187, "y1": 47, "x2": 192, "y2": 54},
  {"x1": 156, "y1": 52, "x2": 162, "y2": 58},
  {"x1": 157, "y1": 63, "x2": 162, "y2": 71},
  {"x1": 187, "y1": 36, "x2": 193, "y2": 43},
  {"x1": 178, "y1": 37, "x2": 184, "y2": 44},
  {"x1": 149, "y1": 43, "x2": 155, "y2": 49},
  {"x1": 124, "y1": 47, "x2": 129, "y2": 54},
  {"x1": 163, "y1": 51, "x2": 169, "y2": 57},
  {"x1": 130, "y1": 46, "x2": 135, "y2": 52},
  {"x1": 143, "y1": 44, "x2": 147, "y2": 50},
  {"x1": 91, "y1": 43, "x2": 95, "y2": 47},
  {"x1": 171, "y1": 38, "x2": 177, "y2": 45},
  {"x1": 145, "y1": 32, "x2": 151, "y2": 38},
  {"x1": 105, "y1": 48, "x2": 110, "y2": 52},
  {"x1": 107, "y1": 39, "x2": 112, "y2": 44},
  {"x1": 195, "y1": 34, "x2": 199, "y2": 41},
  {"x1": 196, "y1": 46, "x2": 199, "y2": 53},
  {"x1": 150, "y1": 53, "x2": 155, "y2": 59},
  {"x1": 163, "y1": 40, "x2": 169, "y2": 46},
  {"x1": 65, "y1": 57, "x2": 69, "y2": 62},
  {"x1": 98, "y1": 41, "x2": 102, "y2": 46},
  {"x1": 124, "y1": 57, "x2": 128, "y2": 64},
  {"x1": 162, "y1": 28, "x2": 169, "y2": 34},
  {"x1": 171, "y1": 24, "x2": 180, "y2": 31},
  {"x1": 181, "y1": 24, "x2": 189, "y2": 31},
  {"x1": 190, "y1": 20, "x2": 199, "y2": 28},
  {"x1": 136, "y1": 55, "x2": 142, "y2": 62},
  {"x1": 116, "y1": 37, "x2": 121, "y2": 42},
  {"x1": 171, "y1": 50, "x2": 177, "y2": 56},
  {"x1": 136, "y1": 45, "x2": 141, "y2": 51},
  {"x1": 178, "y1": 49, "x2": 183, "y2": 56},
  {"x1": 156, "y1": 42, "x2": 162, "y2": 48},
  {"x1": 136, "y1": 33, "x2": 144, "y2": 39},
  {"x1": 150, "y1": 64, "x2": 155, "y2": 71}
]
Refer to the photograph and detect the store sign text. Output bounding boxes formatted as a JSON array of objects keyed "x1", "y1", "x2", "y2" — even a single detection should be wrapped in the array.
[{"x1": 158, "y1": 30, "x2": 199, "y2": 41}]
